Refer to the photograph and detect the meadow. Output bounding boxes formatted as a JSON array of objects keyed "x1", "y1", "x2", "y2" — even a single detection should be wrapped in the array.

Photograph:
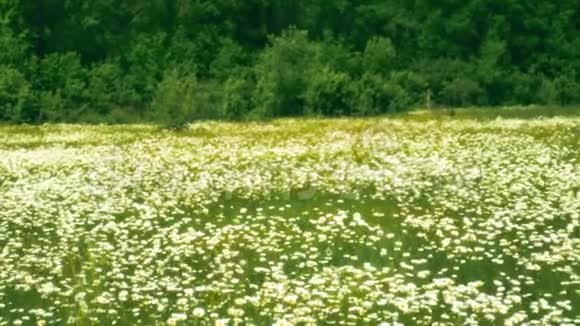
[{"x1": 0, "y1": 108, "x2": 579, "y2": 325}]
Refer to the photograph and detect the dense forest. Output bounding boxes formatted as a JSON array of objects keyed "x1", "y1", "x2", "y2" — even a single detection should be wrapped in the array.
[{"x1": 1, "y1": 0, "x2": 579, "y2": 124}]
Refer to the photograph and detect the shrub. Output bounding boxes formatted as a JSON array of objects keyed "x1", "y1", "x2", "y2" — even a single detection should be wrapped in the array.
[
  {"x1": 150, "y1": 69, "x2": 198, "y2": 130},
  {"x1": 414, "y1": 59, "x2": 474, "y2": 100},
  {"x1": 553, "y1": 73, "x2": 580, "y2": 105},
  {"x1": 195, "y1": 80, "x2": 226, "y2": 120},
  {"x1": 440, "y1": 77, "x2": 485, "y2": 107},
  {"x1": 305, "y1": 67, "x2": 353, "y2": 116},
  {"x1": 316, "y1": 34, "x2": 359, "y2": 75},
  {"x1": 476, "y1": 35, "x2": 508, "y2": 105},
  {"x1": 107, "y1": 107, "x2": 143, "y2": 124},
  {"x1": 389, "y1": 71, "x2": 428, "y2": 106},
  {"x1": 37, "y1": 52, "x2": 88, "y2": 121},
  {"x1": 532, "y1": 74, "x2": 580, "y2": 106},
  {"x1": 0, "y1": 27, "x2": 29, "y2": 67},
  {"x1": 168, "y1": 27, "x2": 221, "y2": 79},
  {"x1": 536, "y1": 78, "x2": 559, "y2": 105},
  {"x1": 362, "y1": 36, "x2": 396, "y2": 75},
  {"x1": 0, "y1": 65, "x2": 32, "y2": 122},
  {"x1": 506, "y1": 72, "x2": 539, "y2": 105},
  {"x1": 210, "y1": 39, "x2": 249, "y2": 80},
  {"x1": 222, "y1": 74, "x2": 254, "y2": 120},
  {"x1": 252, "y1": 29, "x2": 318, "y2": 118},
  {"x1": 122, "y1": 33, "x2": 169, "y2": 107},
  {"x1": 37, "y1": 91, "x2": 66, "y2": 122},
  {"x1": 85, "y1": 62, "x2": 123, "y2": 114},
  {"x1": 354, "y1": 73, "x2": 409, "y2": 115}
]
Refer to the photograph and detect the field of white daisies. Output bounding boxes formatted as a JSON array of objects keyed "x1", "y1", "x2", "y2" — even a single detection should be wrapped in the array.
[{"x1": 0, "y1": 110, "x2": 579, "y2": 325}]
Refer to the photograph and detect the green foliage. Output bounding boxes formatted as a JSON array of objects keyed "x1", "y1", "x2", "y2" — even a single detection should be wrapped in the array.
[
  {"x1": 0, "y1": 27, "x2": 28, "y2": 67},
  {"x1": 85, "y1": 62, "x2": 123, "y2": 114},
  {"x1": 415, "y1": 59, "x2": 474, "y2": 101},
  {"x1": 37, "y1": 91, "x2": 66, "y2": 122},
  {"x1": 553, "y1": 73, "x2": 580, "y2": 105},
  {"x1": 106, "y1": 108, "x2": 143, "y2": 124},
  {"x1": 195, "y1": 80, "x2": 226, "y2": 120},
  {"x1": 305, "y1": 67, "x2": 353, "y2": 116},
  {"x1": 253, "y1": 29, "x2": 317, "y2": 118},
  {"x1": 122, "y1": 33, "x2": 168, "y2": 107},
  {"x1": 362, "y1": 36, "x2": 396, "y2": 75},
  {"x1": 507, "y1": 72, "x2": 540, "y2": 105},
  {"x1": 389, "y1": 71, "x2": 428, "y2": 106},
  {"x1": 151, "y1": 69, "x2": 199, "y2": 130},
  {"x1": 0, "y1": 65, "x2": 31, "y2": 122},
  {"x1": 475, "y1": 34, "x2": 510, "y2": 105},
  {"x1": 0, "y1": 0, "x2": 579, "y2": 123},
  {"x1": 36, "y1": 52, "x2": 88, "y2": 121},
  {"x1": 478, "y1": 34, "x2": 507, "y2": 77},
  {"x1": 210, "y1": 39, "x2": 249, "y2": 80},
  {"x1": 534, "y1": 74, "x2": 580, "y2": 106},
  {"x1": 316, "y1": 34, "x2": 358, "y2": 75},
  {"x1": 354, "y1": 73, "x2": 408, "y2": 115},
  {"x1": 441, "y1": 78, "x2": 486, "y2": 107},
  {"x1": 222, "y1": 74, "x2": 254, "y2": 120},
  {"x1": 536, "y1": 78, "x2": 559, "y2": 106}
]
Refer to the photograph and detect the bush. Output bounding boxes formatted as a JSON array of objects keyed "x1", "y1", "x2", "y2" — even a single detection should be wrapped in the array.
[
  {"x1": 210, "y1": 39, "x2": 250, "y2": 80},
  {"x1": 252, "y1": 29, "x2": 318, "y2": 118},
  {"x1": 536, "y1": 78, "x2": 559, "y2": 105},
  {"x1": 150, "y1": 69, "x2": 199, "y2": 130},
  {"x1": 0, "y1": 66, "x2": 32, "y2": 122},
  {"x1": 107, "y1": 108, "x2": 143, "y2": 124},
  {"x1": 354, "y1": 73, "x2": 409, "y2": 115},
  {"x1": 553, "y1": 73, "x2": 580, "y2": 105},
  {"x1": 37, "y1": 91, "x2": 66, "y2": 122},
  {"x1": 532, "y1": 74, "x2": 580, "y2": 106},
  {"x1": 195, "y1": 80, "x2": 226, "y2": 120},
  {"x1": 85, "y1": 62, "x2": 123, "y2": 114},
  {"x1": 222, "y1": 74, "x2": 254, "y2": 120},
  {"x1": 305, "y1": 67, "x2": 353, "y2": 116},
  {"x1": 389, "y1": 71, "x2": 428, "y2": 106},
  {"x1": 316, "y1": 34, "x2": 359, "y2": 75},
  {"x1": 440, "y1": 77, "x2": 485, "y2": 107},
  {"x1": 506, "y1": 72, "x2": 539, "y2": 105},
  {"x1": 362, "y1": 36, "x2": 396, "y2": 75},
  {"x1": 168, "y1": 27, "x2": 222, "y2": 79},
  {"x1": 122, "y1": 33, "x2": 169, "y2": 107},
  {"x1": 414, "y1": 59, "x2": 474, "y2": 101},
  {"x1": 0, "y1": 27, "x2": 29, "y2": 67},
  {"x1": 36, "y1": 52, "x2": 88, "y2": 121}
]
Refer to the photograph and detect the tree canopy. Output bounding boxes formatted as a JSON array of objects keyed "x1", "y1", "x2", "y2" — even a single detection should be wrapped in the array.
[{"x1": 1, "y1": 0, "x2": 579, "y2": 123}]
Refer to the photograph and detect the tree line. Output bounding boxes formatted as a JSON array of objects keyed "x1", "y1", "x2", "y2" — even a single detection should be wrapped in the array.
[{"x1": 1, "y1": 0, "x2": 579, "y2": 124}]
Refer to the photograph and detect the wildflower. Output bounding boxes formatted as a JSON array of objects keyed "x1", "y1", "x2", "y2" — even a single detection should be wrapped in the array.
[{"x1": 192, "y1": 307, "x2": 205, "y2": 318}]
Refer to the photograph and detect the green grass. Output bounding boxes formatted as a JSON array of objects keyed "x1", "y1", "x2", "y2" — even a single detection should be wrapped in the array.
[
  {"x1": 0, "y1": 107, "x2": 579, "y2": 325},
  {"x1": 405, "y1": 105, "x2": 580, "y2": 120}
]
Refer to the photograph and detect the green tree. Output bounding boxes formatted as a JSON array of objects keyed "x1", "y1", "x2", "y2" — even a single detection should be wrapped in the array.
[
  {"x1": 150, "y1": 69, "x2": 202, "y2": 129},
  {"x1": 362, "y1": 36, "x2": 396, "y2": 75},
  {"x1": 252, "y1": 29, "x2": 317, "y2": 117},
  {"x1": 0, "y1": 65, "x2": 32, "y2": 122},
  {"x1": 305, "y1": 67, "x2": 353, "y2": 116}
]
